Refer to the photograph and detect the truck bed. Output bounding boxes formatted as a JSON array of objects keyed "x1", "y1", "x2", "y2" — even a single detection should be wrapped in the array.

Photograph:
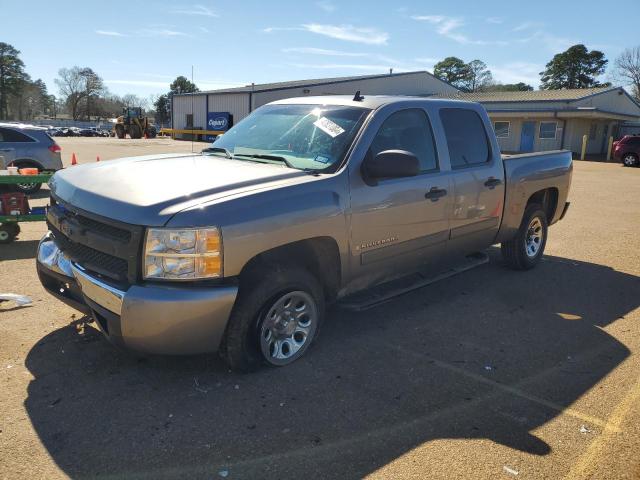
[{"x1": 496, "y1": 150, "x2": 573, "y2": 243}]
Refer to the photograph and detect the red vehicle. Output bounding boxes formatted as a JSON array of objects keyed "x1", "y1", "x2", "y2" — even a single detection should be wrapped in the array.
[{"x1": 613, "y1": 135, "x2": 640, "y2": 167}]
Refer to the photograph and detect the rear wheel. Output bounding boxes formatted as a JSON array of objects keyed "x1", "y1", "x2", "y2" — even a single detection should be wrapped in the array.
[
  {"x1": 115, "y1": 125, "x2": 125, "y2": 139},
  {"x1": 622, "y1": 153, "x2": 638, "y2": 167},
  {"x1": 501, "y1": 204, "x2": 548, "y2": 270},
  {"x1": 220, "y1": 266, "x2": 324, "y2": 372}
]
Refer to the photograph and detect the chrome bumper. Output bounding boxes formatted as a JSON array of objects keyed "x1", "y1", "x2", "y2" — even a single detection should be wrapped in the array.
[{"x1": 36, "y1": 233, "x2": 239, "y2": 355}]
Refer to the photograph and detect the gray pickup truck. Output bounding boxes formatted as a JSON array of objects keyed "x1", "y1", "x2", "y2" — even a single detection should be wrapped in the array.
[{"x1": 36, "y1": 95, "x2": 572, "y2": 370}]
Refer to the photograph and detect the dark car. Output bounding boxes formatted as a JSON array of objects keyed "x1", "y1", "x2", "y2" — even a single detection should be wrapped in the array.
[{"x1": 613, "y1": 135, "x2": 640, "y2": 167}]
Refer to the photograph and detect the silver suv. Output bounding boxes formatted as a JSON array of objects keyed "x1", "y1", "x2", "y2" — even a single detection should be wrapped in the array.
[{"x1": 0, "y1": 123, "x2": 63, "y2": 193}]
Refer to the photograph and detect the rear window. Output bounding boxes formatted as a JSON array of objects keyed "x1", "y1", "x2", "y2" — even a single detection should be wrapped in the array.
[
  {"x1": 623, "y1": 136, "x2": 640, "y2": 145},
  {"x1": 0, "y1": 127, "x2": 36, "y2": 143},
  {"x1": 439, "y1": 108, "x2": 490, "y2": 168}
]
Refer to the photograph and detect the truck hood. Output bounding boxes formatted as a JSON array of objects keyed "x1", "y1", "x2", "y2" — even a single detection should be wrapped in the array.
[{"x1": 49, "y1": 153, "x2": 311, "y2": 226}]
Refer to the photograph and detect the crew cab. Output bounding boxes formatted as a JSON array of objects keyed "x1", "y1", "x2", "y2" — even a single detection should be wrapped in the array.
[{"x1": 36, "y1": 95, "x2": 572, "y2": 371}]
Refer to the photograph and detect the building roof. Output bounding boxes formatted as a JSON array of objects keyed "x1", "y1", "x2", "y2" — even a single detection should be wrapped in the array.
[
  {"x1": 176, "y1": 70, "x2": 452, "y2": 95},
  {"x1": 434, "y1": 87, "x2": 617, "y2": 103}
]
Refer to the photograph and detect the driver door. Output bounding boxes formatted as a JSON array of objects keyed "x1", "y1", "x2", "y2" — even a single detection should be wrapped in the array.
[{"x1": 347, "y1": 106, "x2": 452, "y2": 289}]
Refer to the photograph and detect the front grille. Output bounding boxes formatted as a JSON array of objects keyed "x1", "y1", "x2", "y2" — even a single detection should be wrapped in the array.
[
  {"x1": 74, "y1": 215, "x2": 131, "y2": 242},
  {"x1": 50, "y1": 224, "x2": 129, "y2": 281},
  {"x1": 47, "y1": 196, "x2": 143, "y2": 284}
]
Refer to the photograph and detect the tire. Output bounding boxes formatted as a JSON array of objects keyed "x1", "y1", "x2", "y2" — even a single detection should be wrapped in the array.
[
  {"x1": 129, "y1": 125, "x2": 141, "y2": 139},
  {"x1": 115, "y1": 125, "x2": 125, "y2": 139},
  {"x1": 622, "y1": 153, "x2": 638, "y2": 167},
  {"x1": 0, "y1": 224, "x2": 16, "y2": 244},
  {"x1": 13, "y1": 182, "x2": 42, "y2": 195},
  {"x1": 146, "y1": 128, "x2": 157, "y2": 139},
  {"x1": 501, "y1": 204, "x2": 548, "y2": 270},
  {"x1": 220, "y1": 265, "x2": 324, "y2": 372},
  {"x1": 11, "y1": 163, "x2": 41, "y2": 194}
]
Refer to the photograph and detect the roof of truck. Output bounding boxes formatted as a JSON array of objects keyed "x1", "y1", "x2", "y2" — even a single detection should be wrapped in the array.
[{"x1": 269, "y1": 94, "x2": 473, "y2": 109}]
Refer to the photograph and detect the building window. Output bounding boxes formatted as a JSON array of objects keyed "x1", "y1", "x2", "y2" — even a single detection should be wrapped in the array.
[
  {"x1": 539, "y1": 122, "x2": 557, "y2": 139},
  {"x1": 186, "y1": 114, "x2": 193, "y2": 128},
  {"x1": 494, "y1": 121, "x2": 510, "y2": 138}
]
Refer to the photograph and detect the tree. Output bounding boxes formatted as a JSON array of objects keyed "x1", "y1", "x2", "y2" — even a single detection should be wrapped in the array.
[
  {"x1": 0, "y1": 42, "x2": 27, "y2": 120},
  {"x1": 433, "y1": 57, "x2": 472, "y2": 90},
  {"x1": 154, "y1": 94, "x2": 170, "y2": 125},
  {"x1": 55, "y1": 66, "x2": 105, "y2": 120},
  {"x1": 466, "y1": 60, "x2": 493, "y2": 92},
  {"x1": 483, "y1": 82, "x2": 534, "y2": 92},
  {"x1": 613, "y1": 46, "x2": 640, "y2": 100},
  {"x1": 540, "y1": 44, "x2": 610, "y2": 90},
  {"x1": 55, "y1": 67, "x2": 85, "y2": 120},
  {"x1": 169, "y1": 75, "x2": 198, "y2": 95}
]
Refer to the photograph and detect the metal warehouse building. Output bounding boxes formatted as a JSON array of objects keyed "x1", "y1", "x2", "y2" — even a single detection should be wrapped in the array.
[
  {"x1": 170, "y1": 70, "x2": 458, "y2": 137},
  {"x1": 437, "y1": 87, "x2": 640, "y2": 155}
]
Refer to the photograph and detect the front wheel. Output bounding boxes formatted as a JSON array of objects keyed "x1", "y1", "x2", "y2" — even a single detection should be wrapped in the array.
[
  {"x1": 220, "y1": 266, "x2": 324, "y2": 372},
  {"x1": 501, "y1": 204, "x2": 548, "y2": 270},
  {"x1": 622, "y1": 153, "x2": 638, "y2": 167}
]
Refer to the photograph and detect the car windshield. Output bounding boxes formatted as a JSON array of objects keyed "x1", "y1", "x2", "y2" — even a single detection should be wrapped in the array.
[{"x1": 206, "y1": 104, "x2": 370, "y2": 171}]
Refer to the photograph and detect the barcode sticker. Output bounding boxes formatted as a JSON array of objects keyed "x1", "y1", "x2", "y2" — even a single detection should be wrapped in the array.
[{"x1": 313, "y1": 117, "x2": 345, "y2": 138}]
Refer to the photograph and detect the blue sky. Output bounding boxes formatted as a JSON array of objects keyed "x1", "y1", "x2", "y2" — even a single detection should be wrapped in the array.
[{"x1": 2, "y1": 0, "x2": 636, "y2": 98}]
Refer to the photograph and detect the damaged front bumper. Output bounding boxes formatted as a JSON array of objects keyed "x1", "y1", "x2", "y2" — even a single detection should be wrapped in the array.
[{"x1": 36, "y1": 232, "x2": 238, "y2": 355}]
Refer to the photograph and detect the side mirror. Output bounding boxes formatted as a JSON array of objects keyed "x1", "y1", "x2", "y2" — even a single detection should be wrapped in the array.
[{"x1": 363, "y1": 150, "x2": 420, "y2": 183}]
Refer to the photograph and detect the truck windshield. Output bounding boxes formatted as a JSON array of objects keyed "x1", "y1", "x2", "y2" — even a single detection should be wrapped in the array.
[{"x1": 207, "y1": 104, "x2": 370, "y2": 171}]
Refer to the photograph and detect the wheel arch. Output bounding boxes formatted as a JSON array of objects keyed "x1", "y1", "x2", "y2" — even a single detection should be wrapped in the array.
[
  {"x1": 526, "y1": 187, "x2": 558, "y2": 224},
  {"x1": 9, "y1": 158, "x2": 44, "y2": 170},
  {"x1": 238, "y1": 237, "x2": 342, "y2": 302}
]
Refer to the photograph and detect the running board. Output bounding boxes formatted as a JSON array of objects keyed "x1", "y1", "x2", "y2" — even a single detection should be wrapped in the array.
[{"x1": 339, "y1": 252, "x2": 489, "y2": 311}]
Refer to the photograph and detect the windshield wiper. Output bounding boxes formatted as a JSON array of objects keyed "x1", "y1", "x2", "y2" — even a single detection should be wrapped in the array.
[
  {"x1": 234, "y1": 153, "x2": 294, "y2": 169},
  {"x1": 202, "y1": 147, "x2": 233, "y2": 159}
]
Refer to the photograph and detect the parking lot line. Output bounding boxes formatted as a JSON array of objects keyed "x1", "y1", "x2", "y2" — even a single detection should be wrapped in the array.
[
  {"x1": 379, "y1": 342, "x2": 614, "y2": 431},
  {"x1": 563, "y1": 374, "x2": 640, "y2": 479}
]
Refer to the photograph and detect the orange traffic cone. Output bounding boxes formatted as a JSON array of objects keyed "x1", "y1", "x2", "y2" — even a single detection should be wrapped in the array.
[
  {"x1": 71, "y1": 153, "x2": 78, "y2": 166},
  {"x1": 96, "y1": 155, "x2": 100, "y2": 162}
]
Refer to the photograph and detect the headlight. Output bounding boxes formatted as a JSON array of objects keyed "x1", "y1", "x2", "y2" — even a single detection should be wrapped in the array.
[{"x1": 144, "y1": 228, "x2": 222, "y2": 280}]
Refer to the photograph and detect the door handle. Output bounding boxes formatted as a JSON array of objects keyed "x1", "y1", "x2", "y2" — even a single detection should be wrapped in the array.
[
  {"x1": 425, "y1": 187, "x2": 447, "y2": 201},
  {"x1": 484, "y1": 177, "x2": 502, "y2": 189}
]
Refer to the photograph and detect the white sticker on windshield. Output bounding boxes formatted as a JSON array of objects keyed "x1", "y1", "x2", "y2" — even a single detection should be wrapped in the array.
[{"x1": 313, "y1": 117, "x2": 345, "y2": 138}]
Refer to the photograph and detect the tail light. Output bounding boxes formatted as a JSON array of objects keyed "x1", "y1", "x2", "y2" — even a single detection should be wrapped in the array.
[{"x1": 49, "y1": 143, "x2": 61, "y2": 153}]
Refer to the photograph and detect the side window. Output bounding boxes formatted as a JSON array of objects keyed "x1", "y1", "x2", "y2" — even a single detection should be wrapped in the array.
[
  {"x1": 440, "y1": 108, "x2": 490, "y2": 168},
  {"x1": 370, "y1": 109, "x2": 438, "y2": 173},
  {"x1": 0, "y1": 127, "x2": 35, "y2": 142}
]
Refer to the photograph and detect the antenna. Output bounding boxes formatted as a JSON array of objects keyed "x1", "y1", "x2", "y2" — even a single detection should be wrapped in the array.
[
  {"x1": 353, "y1": 90, "x2": 364, "y2": 102},
  {"x1": 191, "y1": 65, "x2": 194, "y2": 154}
]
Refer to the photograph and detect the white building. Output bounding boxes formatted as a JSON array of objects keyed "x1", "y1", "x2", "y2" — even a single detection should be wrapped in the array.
[{"x1": 170, "y1": 70, "x2": 458, "y2": 137}]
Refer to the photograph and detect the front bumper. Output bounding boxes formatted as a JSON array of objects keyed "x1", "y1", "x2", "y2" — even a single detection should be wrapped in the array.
[{"x1": 36, "y1": 233, "x2": 238, "y2": 355}]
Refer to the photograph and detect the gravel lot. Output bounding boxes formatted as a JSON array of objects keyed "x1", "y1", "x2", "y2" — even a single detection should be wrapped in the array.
[{"x1": 1, "y1": 141, "x2": 639, "y2": 479}]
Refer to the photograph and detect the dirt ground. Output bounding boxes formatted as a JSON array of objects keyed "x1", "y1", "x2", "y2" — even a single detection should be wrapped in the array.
[{"x1": 1, "y1": 143, "x2": 639, "y2": 479}]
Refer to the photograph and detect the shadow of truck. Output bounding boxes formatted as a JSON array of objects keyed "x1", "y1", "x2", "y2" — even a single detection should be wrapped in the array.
[{"x1": 24, "y1": 251, "x2": 638, "y2": 479}]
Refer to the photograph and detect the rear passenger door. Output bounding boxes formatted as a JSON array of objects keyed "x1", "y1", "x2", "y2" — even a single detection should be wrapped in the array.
[
  {"x1": 0, "y1": 128, "x2": 19, "y2": 167},
  {"x1": 0, "y1": 127, "x2": 36, "y2": 166},
  {"x1": 348, "y1": 106, "x2": 452, "y2": 286},
  {"x1": 438, "y1": 108, "x2": 505, "y2": 254}
]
